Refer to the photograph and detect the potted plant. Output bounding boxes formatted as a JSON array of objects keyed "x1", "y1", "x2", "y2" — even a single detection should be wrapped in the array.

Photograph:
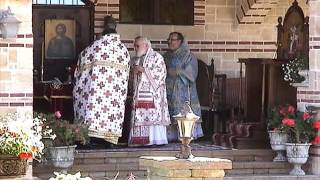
[
  {"x1": 281, "y1": 106, "x2": 315, "y2": 175},
  {"x1": 281, "y1": 55, "x2": 309, "y2": 86},
  {"x1": 310, "y1": 111, "x2": 320, "y2": 175},
  {"x1": 36, "y1": 111, "x2": 89, "y2": 169},
  {"x1": 0, "y1": 112, "x2": 46, "y2": 176},
  {"x1": 266, "y1": 104, "x2": 290, "y2": 162}
]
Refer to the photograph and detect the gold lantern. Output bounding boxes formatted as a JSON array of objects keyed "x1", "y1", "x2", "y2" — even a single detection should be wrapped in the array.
[{"x1": 173, "y1": 101, "x2": 199, "y2": 159}]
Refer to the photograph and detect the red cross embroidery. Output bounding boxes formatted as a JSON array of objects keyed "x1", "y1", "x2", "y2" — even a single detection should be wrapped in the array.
[
  {"x1": 106, "y1": 75, "x2": 113, "y2": 83},
  {"x1": 89, "y1": 88, "x2": 96, "y2": 96},
  {"x1": 102, "y1": 40, "x2": 109, "y2": 46},
  {"x1": 99, "y1": 67, "x2": 107, "y2": 74},
  {"x1": 121, "y1": 89, "x2": 126, "y2": 95},
  {"x1": 94, "y1": 46, "x2": 101, "y2": 53},
  {"x1": 115, "y1": 70, "x2": 122, "y2": 77},
  {"x1": 108, "y1": 114, "x2": 115, "y2": 122},
  {"x1": 88, "y1": 103, "x2": 95, "y2": 110},
  {"x1": 117, "y1": 56, "x2": 124, "y2": 63},
  {"x1": 111, "y1": 99, "x2": 119, "y2": 107},
  {"x1": 96, "y1": 96, "x2": 103, "y2": 104},
  {"x1": 94, "y1": 112, "x2": 100, "y2": 119},
  {"x1": 154, "y1": 75, "x2": 160, "y2": 80},
  {"x1": 116, "y1": 112, "x2": 122, "y2": 120},
  {"x1": 104, "y1": 90, "x2": 112, "y2": 97},
  {"x1": 111, "y1": 47, "x2": 116, "y2": 54},
  {"x1": 91, "y1": 74, "x2": 98, "y2": 81},
  {"x1": 97, "y1": 81, "x2": 105, "y2": 89},
  {"x1": 101, "y1": 53, "x2": 109, "y2": 60},
  {"x1": 101, "y1": 105, "x2": 109, "y2": 113},
  {"x1": 114, "y1": 84, "x2": 120, "y2": 92},
  {"x1": 82, "y1": 77, "x2": 88, "y2": 85},
  {"x1": 99, "y1": 120, "x2": 107, "y2": 128},
  {"x1": 83, "y1": 92, "x2": 89, "y2": 100},
  {"x1": 77, "y1": 101, "x2": 83, "y2": 108},
  {"x1": 88, "y1": 54, "x2": 94, "y2": 62},
  {"x1": 76, "y1": 87, "x2": 83, "y2": 94}
]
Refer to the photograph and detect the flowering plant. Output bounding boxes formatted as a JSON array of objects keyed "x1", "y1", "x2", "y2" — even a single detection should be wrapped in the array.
[
  {"x1": 36, "y1": 111, "x2": 89, "y2": 147},
  {"x1": 281, "y1": 56, "x2": 308, "y2": 83},
  {"x1": 280, "y1": 105, "x2": 315, "y2": 143},
  {"x1": 0, "y1": 112, "x2": 46, "y2": 160},
  {"x1": 266, "y1": 104, "x2": 291, "y2": 131},
  {"x1": 49, "y1": 172, "x2": 92, "y2": 180},
  {"x1": 311, "y1": 120, "x2": 320, "y2": 145}
]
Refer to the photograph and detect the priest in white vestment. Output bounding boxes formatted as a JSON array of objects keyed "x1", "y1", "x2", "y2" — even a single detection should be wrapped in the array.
[
  {"x1": 128, "y1": 36, "x2": 170, "y2": 146},
  {"x1": 73, "y1": 16, "x2": 130, "y2": 145}
]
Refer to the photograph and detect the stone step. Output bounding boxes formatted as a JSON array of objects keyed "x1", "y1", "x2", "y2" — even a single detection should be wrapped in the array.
[
  {"x1": 33, "y1": 149, "x2": 291, "y2": 179},
  {"x1": 225, "y1": 174, "x2": 320, "y2": 180}
]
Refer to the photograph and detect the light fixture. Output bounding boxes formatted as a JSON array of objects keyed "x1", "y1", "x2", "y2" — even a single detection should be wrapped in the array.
[
  {"x1": 173, "y1": 101, "x2": 199, "y2": 159},
  {"x1": 0, "y1": 6, "x2": 21, "y2": 39}
]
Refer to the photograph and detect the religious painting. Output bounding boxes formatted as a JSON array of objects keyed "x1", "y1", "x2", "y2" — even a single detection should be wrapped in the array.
[
  {"x1": 45, "y1": 19, "x2": 76, "y2": 59},
  {"x1": 277, "y1": 1, "x2": 309, "y2": 87}
]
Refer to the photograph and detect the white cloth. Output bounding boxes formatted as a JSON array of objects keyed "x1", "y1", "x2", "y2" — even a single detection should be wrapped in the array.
[{"x1": 73, "y1": 33, "x2": 130, "y2": 144}]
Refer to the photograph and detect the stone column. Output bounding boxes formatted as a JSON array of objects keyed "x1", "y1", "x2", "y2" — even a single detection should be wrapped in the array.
[
  {"x1": 0, "y1": 0, "x2": 34, "y2": 179},
  {"x1": 297, "y1": 0, "x2": 320, "y2": 111},
  {"x1": 139, "y1": 156, "x2": 232, "y2": 180},
  {"x1": 0, "y1": 2, "x2": 33, "y2": 111}
]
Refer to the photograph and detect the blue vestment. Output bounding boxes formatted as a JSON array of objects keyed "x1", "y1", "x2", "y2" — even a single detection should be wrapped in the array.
[{"x1": 164, "y1": 44, "x2": 203, "y2": 140}]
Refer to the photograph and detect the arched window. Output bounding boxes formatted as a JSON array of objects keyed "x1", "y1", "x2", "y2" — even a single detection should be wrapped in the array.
[{"x1": 32, "y1": 0, "x2": 85, "y2": 5}]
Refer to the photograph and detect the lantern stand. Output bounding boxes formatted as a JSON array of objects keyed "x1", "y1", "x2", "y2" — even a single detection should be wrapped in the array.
[{"x1": 173, "y1": 101, "x2": 199, "y2": 159}]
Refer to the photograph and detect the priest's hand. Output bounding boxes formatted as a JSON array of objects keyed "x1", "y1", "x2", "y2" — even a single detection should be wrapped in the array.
[
  {"x1": 168, "y1": 68, "x2": 181, "y2": 77},
  {"x1": 133, "y1": 65, "x2": 144, "y2": 74}
]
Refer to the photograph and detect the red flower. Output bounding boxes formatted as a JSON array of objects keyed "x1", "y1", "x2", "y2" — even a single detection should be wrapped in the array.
[
  {"x1": 313, "y1": 121, "x2": 320, "y2": 129},
  {"x1": 312, "y1": 135, "x2": 320, "y2": 145},
  {"x1": 303, "y1": 112, "x2": 311, "y2": 120},
  {"x1": 287, "y1": 105, "x2": 295, "y2": 113},
  {"x1": 279, "y1": 107, "x2": 286, "y2": 116},
  {"x1": 282, "y1": 118, "x2": 295, "y2": 127},
  {"x1": 19, "y1": 152, "x2": 32, "y2": 160},
  {"x1": 55, "y1": 111, "x2": 62, "y2": 119}
]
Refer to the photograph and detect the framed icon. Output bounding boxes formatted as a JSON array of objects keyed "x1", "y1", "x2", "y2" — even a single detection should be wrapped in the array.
[{"x1": 45, "y1": 19, "x2": 76, "y2": 59}]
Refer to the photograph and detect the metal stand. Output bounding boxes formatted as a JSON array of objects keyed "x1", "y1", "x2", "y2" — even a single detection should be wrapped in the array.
[{"x1": 175, "y1": 138, "x2": 194, "y2": 159}]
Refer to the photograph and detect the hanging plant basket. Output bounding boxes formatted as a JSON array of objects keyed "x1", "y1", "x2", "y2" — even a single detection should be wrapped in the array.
[{"x1": 0, "y1": 155, "x2": 27, "y2": 177}]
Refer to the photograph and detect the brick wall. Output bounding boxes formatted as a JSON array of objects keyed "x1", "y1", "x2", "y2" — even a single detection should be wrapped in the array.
[
  {"x1": 0, "y1": 0, "x2": 33, "y2": 114},
  {"x1": 297, "y1": 0, "x2": 320, "y2": 110},
  {"x1": 92, "y1": 0, "x2": 309, "y2": 78}
]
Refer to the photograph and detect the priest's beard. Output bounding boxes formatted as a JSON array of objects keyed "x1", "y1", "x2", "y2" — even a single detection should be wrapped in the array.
[{"x1": 135, "y1": 49, "x2": 146, "y2": 58}]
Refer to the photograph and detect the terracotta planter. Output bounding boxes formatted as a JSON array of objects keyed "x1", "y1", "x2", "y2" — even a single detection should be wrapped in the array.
[
  {"x1": 0, "y1": 155, "x2": 27, "y2": 177},
  {"x1": 268, "y1": 130, "x2": 288, "y2": 162}
]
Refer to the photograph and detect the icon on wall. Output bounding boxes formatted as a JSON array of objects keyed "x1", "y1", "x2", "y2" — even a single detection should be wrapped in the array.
[{"x1": 45, "y1": 19, "x2": 75, "y2": 59}]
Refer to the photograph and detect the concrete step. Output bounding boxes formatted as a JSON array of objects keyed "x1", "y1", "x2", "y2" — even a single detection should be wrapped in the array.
[
  {"x1": 226, "y1": 161, "x2": 292, "y2": 175},
  {"x1": 225, "y1": 174, "x2": 320, "y2": 180},
  {"x1": 33, "y1": 149, "x2": 299, "y2": 179}
]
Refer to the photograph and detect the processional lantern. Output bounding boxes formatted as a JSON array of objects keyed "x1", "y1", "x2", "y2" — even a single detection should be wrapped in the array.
[
  {"x1": 0, "y1": 7, "x2": 21, "y2": 39},
  {"x1": 173, "y1": 101, "x2": 199, "y2": 159}
]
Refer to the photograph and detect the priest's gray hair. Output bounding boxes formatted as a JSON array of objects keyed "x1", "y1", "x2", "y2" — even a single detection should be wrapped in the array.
[{"x1": 135, "y1": 36, "x2": 151, "y2": 48}]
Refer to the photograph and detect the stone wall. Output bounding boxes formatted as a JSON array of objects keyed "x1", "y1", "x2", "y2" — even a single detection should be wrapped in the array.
[
  {"x1": 0, "y1": 0, "x2": 33, "y2": 114},
  {"x1": 92, "y1": 0, "x2": 309, "y2": 78}
]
